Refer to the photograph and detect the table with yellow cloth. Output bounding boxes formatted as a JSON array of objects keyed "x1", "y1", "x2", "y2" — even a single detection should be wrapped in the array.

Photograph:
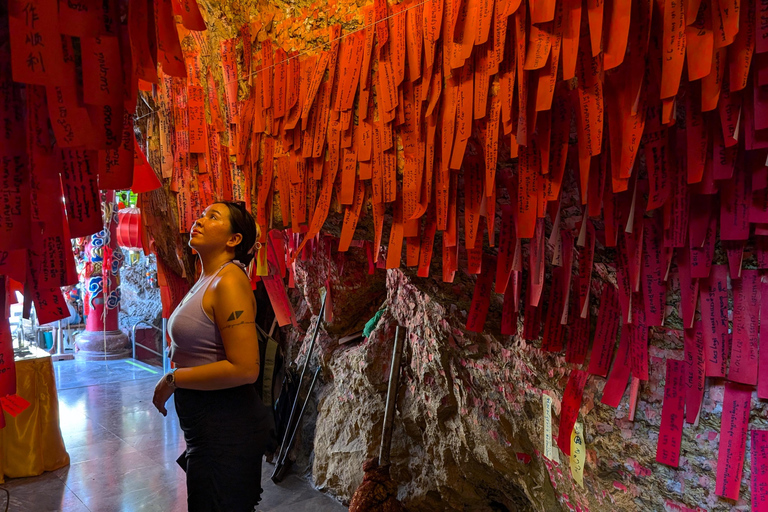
[{"x1": 0, "y1": 348, "x2": 70, "y2": 483}]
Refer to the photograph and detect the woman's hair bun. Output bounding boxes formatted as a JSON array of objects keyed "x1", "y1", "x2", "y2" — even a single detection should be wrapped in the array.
[{"x1": 217, "y1": 202, "x2": 258, "y2": 267}]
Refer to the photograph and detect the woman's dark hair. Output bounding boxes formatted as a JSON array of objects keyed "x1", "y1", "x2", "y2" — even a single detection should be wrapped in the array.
[{"x1": 216, "y1": 201, "x2": 259, "y2": 267}]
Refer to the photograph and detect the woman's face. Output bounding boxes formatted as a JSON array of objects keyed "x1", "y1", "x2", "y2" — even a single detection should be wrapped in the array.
[{"x1": 189, "y1": 203, "x2": 242, "y2": 252}]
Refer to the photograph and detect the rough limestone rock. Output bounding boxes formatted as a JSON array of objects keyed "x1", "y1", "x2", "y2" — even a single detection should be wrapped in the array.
[{"x1": 281, "y1": 200, "x2": 768, "y2": 511}]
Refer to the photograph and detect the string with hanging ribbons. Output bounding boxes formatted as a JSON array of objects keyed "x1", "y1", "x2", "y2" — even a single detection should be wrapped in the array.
[{"x1": 131, "y1": 0, "x2": 429, "y2": 123}]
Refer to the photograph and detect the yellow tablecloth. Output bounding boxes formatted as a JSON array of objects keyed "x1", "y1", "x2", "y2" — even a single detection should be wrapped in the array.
[{"x1": 0, "y1": 351, "x2": 70, "y2": 482}]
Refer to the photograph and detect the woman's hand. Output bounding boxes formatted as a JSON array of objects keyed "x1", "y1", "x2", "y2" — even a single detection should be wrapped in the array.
[{"x1": 152, "y1": 376, "x2": 175, "y2": 416}]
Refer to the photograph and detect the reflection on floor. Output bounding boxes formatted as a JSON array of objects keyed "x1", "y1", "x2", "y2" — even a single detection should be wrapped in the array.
[{"x1": 3, "y1": 358, "x2": 347, "y2": 512}]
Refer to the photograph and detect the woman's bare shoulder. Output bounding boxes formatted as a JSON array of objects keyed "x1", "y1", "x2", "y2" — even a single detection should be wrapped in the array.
[
  {"x1": 212, "y1": 264, "x2": 252, "y2": 292},
  {"x1": 212, "y1": 265, "x2": 251, "y2": 290}
]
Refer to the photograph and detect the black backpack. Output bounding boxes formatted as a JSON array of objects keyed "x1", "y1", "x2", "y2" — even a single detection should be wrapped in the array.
[{"x1": 252, "y1": 283, "x2": 297, "y2": 457}]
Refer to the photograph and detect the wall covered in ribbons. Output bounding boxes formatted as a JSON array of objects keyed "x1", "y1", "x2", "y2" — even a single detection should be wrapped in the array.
[
  {"x1": 135, "y1": 0, "x2": 768, "y2": 506},
  {"x1": 0, "y1": 0, "x2": 163, "y2": 421},
  {"x1": 4, "y1": 0, "x2": 768, "y2": 508}
]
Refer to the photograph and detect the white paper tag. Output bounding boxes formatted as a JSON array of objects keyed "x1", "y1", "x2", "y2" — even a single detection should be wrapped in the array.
[{"x1": 542, "y1": 394, "x2": 560, "y2": 463}]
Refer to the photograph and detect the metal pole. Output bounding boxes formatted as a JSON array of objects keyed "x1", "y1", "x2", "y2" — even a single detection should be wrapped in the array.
[
  {"x1": 281, "y1": 367, "x2": 321, "y2": 464},
  {"x1": 162, "y1": 318, "x2": 168, "y2": 374},
  {"x1": 379, "y1": 326, "x2": 405, "y2": 467},
  {"x1": 271, "y1": 293, "x2": 326, "y2": 479},
  {"x1": 295, "y1": 293, "x2": 326, "y2": 389}
]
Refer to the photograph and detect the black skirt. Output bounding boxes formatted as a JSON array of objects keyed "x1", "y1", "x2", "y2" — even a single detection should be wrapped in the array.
[{"x1": 174, "y1": 385, "x2": 274, "y2": 512}]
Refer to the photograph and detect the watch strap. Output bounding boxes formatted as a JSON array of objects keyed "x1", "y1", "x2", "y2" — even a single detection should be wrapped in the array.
[{"x1": 165, "y1": 368, "x2": 178, "y2": 389}]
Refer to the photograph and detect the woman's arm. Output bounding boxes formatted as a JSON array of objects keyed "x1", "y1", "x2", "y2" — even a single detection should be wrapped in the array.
[{"x1": 173, "y1": 269, "x2": 261, "y2": 390}]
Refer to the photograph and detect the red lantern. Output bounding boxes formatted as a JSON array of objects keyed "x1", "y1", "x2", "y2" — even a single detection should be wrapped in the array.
[{"x1": 116, "y1": 207, "x2": 144, "y2": 251}]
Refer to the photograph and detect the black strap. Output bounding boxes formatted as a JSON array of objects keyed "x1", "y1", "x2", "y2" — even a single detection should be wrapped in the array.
[{"x1": 255, "y1": 323, "x2": 279, "y2": 405}]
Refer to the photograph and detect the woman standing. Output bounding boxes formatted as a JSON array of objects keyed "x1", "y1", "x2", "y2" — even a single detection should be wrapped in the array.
[{"x1": 153, "y1": 201, "x2": 272, "y2": 511}]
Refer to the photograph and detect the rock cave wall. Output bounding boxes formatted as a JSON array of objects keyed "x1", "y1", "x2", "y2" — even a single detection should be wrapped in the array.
[{"x1": 283, "y1": 192, "x2": 767, "y2": 512}]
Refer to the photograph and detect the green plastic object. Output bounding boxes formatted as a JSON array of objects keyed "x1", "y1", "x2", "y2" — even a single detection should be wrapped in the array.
[{"x1": 363, "y1": 309, "x2": 385, "y2": 338}]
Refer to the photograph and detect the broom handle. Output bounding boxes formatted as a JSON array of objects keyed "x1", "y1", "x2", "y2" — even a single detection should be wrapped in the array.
[
  {"x1": 379, "y1": 326, "x2": 405, "y2": 467},
  {"x1": 275, "y1": 293, "x2": 326, "y2": 466},
  {"x1": 281, "y1": 366, "x2": 322, "y2": 465}
]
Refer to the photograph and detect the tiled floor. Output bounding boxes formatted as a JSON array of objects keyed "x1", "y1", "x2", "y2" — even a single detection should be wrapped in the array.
[{"x1": 2, "y1": 358, "x2": 347, "y2": 512}]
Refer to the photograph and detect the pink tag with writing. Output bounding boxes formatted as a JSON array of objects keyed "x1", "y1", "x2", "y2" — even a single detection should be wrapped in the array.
[
  {"x1": 566, "y1": 295, "x2": 590, "y2": 365},
  {"x1": 725, "y1": 240, "x2": 746, "y2": 279},
  {"x1": 751, "y1": 430, "x2": 768, "y2": 510},
  {"x1": 664, "y1": 164, "x2": 690, "y2": 248},
  {"x1": 557, "y1": 369, "x2": 589, "y2": 456},
  {"x1": 559, "y1": 231, "x2": 574, "y2": 324},
  {"x1": 0, "y1": 394, "x2": 30, "y2": 417},
  {"x1": 587, "y1": 285, "x2": 621, "y2": 377},
  {"x1": 616, "y1": 235, "x2": 633, "y2": 324},
  {"x1": 523, "y1": 301, "x2": 542, "y2": 341},
  {"x1": 625, "y1": 221, "x2": 645, "y2": 294},
  {"x1": 601, "y1": 328, "x2": 631, "y2": 407},
  {"x1": 366, "y1": 242, "x2": 375, "y2": 275},
  {"x1": 752, "y1": 156, "x2": 768, "y2": 216},
  {"x1": 604, "y1": 183, "x2": 622, "y2": 246},
  {"x1": 713, "y1": 121, "x2": 737, "y2": 180},
  {"x1": 676, "y1": 247, "x2": 698, "y2": 329},
  {"x1": 466, "y1": 255, "x2": 496, "y2": 333},
  {"x1": 262, "y1": 275, "x2": 297, "y2": 327},
  {"x1": 757, "y1": 236, "x2": 768, "y2": 268},
  {"x1": 656, "y1": 358, "x2": 686, "y2": 467},
  {"x1": 529, "y1": 220, "x2": 546, "y2": 307},
  {"x1": 719, "y1": 81, "x2": 742, "y2": 148},
  {"x1": 689, "y1": 209, "x2": 716, "y2": 279},
  {"x1": 501, "y1": 279, "x2": 518, "y2": 336},
  {"x1": 720, "y1": 164, "x2": 751, "y2": 240},
  {"x1": 691, "y1": 151, "x2": 718, "y2": 195},
  {"x1": 760, "y1": 279, "x2": 768, "y2": 400},
  {"x1": 689, "y1": 194, "x2": 713, "y2": 247},
  {"x1": 324, "y1": 278, "x2": 334, "y2": 324},
  {"x1": 642, "y1": 216, "x2": 666, "y2": 327},
  {"x1": 0, "y1": 321, "x2": 17, "y2": 397},
  {"x1": 8, "y1": 0, "x2": 66, "y2": 85},
  {"x1": 684, "y1": 324, "x2": 705, "y2": 424},
  {"x1": 628, "y1": 376, "x2": 640, "y2": 421},
  {"x1": 645, "y1": 127, "x2": 671, "y2": 210},
  {"x1": 755, "y1": 160, "x2": 768, "y2": 191},
  {"x1": 760, "y1": 4, "x2": 768, "y2": 53},
  {"x1": 576, "y1": 220, "x2": 595, "y2": 318},
  {"x1": 542, "y1": 264, "x2": 566, "y2": 352},
  {"x1": 0, "y1": 250, "x2": 26, "y2": 283},
  {"x1": 699, "y1": 265, "x2": 730, "y2": 377},
  {"x1": 628, "y1": 294, "x2": 649, "y2": 381},
  {"x1": 495, "y1": 205, "x2": 516, "y2": 295},
  {"x1": 29, "y1": 284, "x2": 69, "y2": 325},
  {"x1": 729, "y1": 269, "x2": 760, "y2": 385},
  {"x1": 716, "y1": 382, "x2": 752, "y2": 501},
  {"x1": 743, "y1": 84, "x2": 768, "y2": 150},
  {"x1": 752, "y1": 185, "x2": 768, "y2": 223}
]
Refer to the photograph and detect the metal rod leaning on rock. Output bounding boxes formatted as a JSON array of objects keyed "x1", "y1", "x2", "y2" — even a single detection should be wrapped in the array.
[
  {"x1": 379, "y1": 325, "x2": 405, "y2": 467},
  {"x1": 272, "y1": 366, "x2": 322, "y2": 483},
  {"x1": 270, "y1": 291, "x2": 326, "y2": 482},
  {"x1": 349, "y1": 325, "x2": 407, "y2": 512}
]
